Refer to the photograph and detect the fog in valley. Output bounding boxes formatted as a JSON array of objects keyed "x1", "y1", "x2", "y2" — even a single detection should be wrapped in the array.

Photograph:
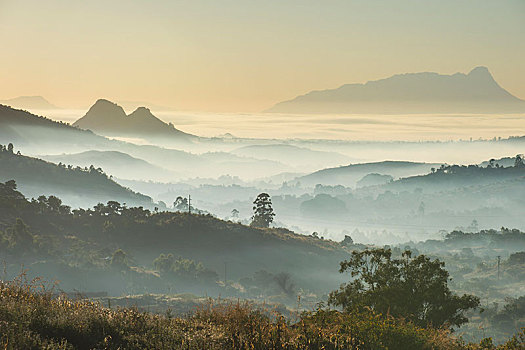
[
  {"x1": 3, "y1": 78, "x2": 525, "y2": 349},
  {"x1": 8, "y1": 104, "x2": 525, "y2": 246},
  {"x1": 1, "y1": 1, "x2": 525, "y2": 347}
]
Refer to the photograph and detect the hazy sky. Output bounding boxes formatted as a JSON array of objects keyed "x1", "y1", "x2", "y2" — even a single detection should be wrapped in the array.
[{"x1": 0, "y1": 0, "x2": 524, "y2": 112}]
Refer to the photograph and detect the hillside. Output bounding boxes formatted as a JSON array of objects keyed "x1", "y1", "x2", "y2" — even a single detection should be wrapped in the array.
[
  {"x1": 1, "y1": 276, "x2": 507, "y2": 350},
  {"x1": 41, "y1": 150, "x2": 179, "y2": 182},
  {"x1": 73, "y1": 99, "x2": 195, "y2": 140},
  {"x1": 387, "y1": 163, "x2": 525, "y2": 192},
  {"x1": 297, "y1": 161, "x2": 438, "y2": 187},
  {"x1": 266, "y1": 67, "x2": 525, "y2": 114},
  {"x1": 0, "y1": 147, "x2": 154, "y2": 208},
  {"x1": 0, "y1": 180, "x2": 347, "y2": 296},
  {"x1": 0, "y1": 103, "x2": 112, "y2": 152}
]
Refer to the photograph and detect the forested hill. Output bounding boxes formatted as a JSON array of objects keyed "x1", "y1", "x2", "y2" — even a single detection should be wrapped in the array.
[
  {"x1": 386, "y1": 161, "x2": 525, "y2": 192},
  {"x1": 0, "y1": 180, "x2": 348, "y2": 295},
  {"x1": 298, "y1": 161, "x2": 438, "y2": 187},
  {"x1": 0, "y1": 104, "x2": 71, "y2": 128},
  {"x1": 0, "y1": 104, "x2": 110, "y2": 152},
  {"x1": 0, "y1": 145, "x2": 154, "y2": 209}
]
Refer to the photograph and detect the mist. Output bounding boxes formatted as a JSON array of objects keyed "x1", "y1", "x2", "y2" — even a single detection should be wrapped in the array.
[{"x1": 2, "y1": 73, "x2": 525, "y2": 346}]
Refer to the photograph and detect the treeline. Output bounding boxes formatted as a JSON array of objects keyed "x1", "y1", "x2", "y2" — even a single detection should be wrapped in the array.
[{"x1": 0, "y1": 145, "x2": 153, "y2": 208}]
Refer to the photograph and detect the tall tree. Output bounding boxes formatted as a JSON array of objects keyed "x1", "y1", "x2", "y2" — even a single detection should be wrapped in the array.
[
  {"x1": 250, "y1": 193, "x2": 275, "y2": 228},
  {"x1": 515, "y1": 154, "x2": 524, "y2": 168},
  {"x1": 328, "y1": 248, "x2": 480, "y2": 329}
]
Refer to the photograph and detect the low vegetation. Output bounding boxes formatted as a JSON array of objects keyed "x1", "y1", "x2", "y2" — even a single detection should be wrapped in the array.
[{"x1": 1, "y1": 276, "x2": 523, "y2": 350}]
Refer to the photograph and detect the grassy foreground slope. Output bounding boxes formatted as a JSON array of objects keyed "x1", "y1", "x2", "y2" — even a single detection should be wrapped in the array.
[{"x1": 1, "y1": 278, "x2": 523, "y2": 350}]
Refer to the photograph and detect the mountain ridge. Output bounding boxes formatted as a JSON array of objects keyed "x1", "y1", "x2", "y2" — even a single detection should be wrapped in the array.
[
  {"x1": 266, "y1": 67, "x2": 525, "y2": 114},
  {"x1": 0, "y1": 96, "x2": 59, "y2": 110},
  {"x1": 297, "y1": 160, "x2": 440, "y2": 187}
]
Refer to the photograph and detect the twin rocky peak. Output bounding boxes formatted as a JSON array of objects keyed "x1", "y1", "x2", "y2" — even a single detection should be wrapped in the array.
[{"x1": 73, "y1": 99, "x2": 193, "y2": 139}]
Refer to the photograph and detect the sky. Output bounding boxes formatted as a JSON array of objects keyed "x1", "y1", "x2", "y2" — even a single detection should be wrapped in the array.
[{"x1": 0, "y1": 0, "x2": 524, "y2": 112}]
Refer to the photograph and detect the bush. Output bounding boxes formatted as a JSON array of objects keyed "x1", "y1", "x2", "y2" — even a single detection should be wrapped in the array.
[{"x1": 1, "y1": 276, "x2": 523, "y2": 349}]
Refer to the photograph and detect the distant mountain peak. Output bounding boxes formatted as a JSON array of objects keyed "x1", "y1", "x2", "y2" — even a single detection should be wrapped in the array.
[
  {"x1": 88, "y1": 99, "x2": 126, "y2": 114},
  {"x1": 129, "y1": 106, "x2": 154, "y2": 119},
  {"x1": 266, "y1": 67, "x2": 525, "y2": 114},
  {"x1": 468, "y1": 66, "x2": 490, "y2": 76},
  {"x1": 75, "y1": 99, "x2": 127, "y2": 128},
  {"x1": 73, "y1": 99, "x2": 194, "y2": 140},
  {"x1": 134, "y1": 106, "x2": 150, "y2": 113},
  {"x1": 0, "y1": 95, "x2": 59, "y2": 110}
]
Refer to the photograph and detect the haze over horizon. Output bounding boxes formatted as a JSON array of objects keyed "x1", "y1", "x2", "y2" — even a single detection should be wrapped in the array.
[{"x1": 1, "y1": 0, "x2": 524, "y2": 112}]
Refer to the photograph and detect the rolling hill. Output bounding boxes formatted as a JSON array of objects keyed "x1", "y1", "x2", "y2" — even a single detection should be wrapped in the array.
[
  {"x1": 297, "y1": 161, "x2": 439, "y2": 187},
  {"x1": 41, "y1": 150, "x2": 180, "y2": 182},
  {"x1": 266, "y1": 67, "x2": 525, "y2": 114},
  {"x1": 0, "y1": 148, "x2": 154, "y2": 208}
]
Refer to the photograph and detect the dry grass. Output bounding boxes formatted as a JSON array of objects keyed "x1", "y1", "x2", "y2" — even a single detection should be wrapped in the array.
[{"x1": 0, "y1": 275, "x2": 523, "y2": 349}]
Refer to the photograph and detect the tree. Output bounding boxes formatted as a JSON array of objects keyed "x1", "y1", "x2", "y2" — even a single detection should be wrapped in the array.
[
  {"x1": 7, "y1": 218, "x2": 34, "y2": 251},
  {"x1": 7, "y1": 143, "x2": 14, "y2": 154},
  {"x1": 250, "y1": 193, "x2": 275, "y2": 228},
  {"x1": 153, "y1": 253, "x2": 218, "y2": 282},
  {"x1": 231, "y1": 208, "x2": 239, "y2": 219},
  {"x1": 273, "y1": 272, "x2": 296, "y2": 297},
  {"x1": 341, "y1": 234, "x2": 354, "y2": 246},
  {"x1": 515, "y1": 154, "x2": 524, "y2": 168},
  {"x1": 328, "y1": 248, "x2": 480, "y2": 329},
  {"x1": 173, "y1": 196, "x2": 188, "y2": 212},
  {"x1": 111, "y1": 249, "x2": 129, "y2": 269}
]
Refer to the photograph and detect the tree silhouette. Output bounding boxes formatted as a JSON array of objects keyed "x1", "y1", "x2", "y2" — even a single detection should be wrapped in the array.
[
  {"x1": 250, "y1": 193, "x2": 275, "y2": 228},
  {"x1": 173, "y1": 196, "x2": 188, "y2": 211},
  {"x1": 514, "y1": 154, "x2": 524, "y2": 168},
  {"x1": 328, "y1": 248, "x2": 480, "y2": 329}
]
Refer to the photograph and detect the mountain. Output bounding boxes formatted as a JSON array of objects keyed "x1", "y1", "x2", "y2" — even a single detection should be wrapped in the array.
[
  {"x1": 0, "y1": 96, "x2": 58, "y2": 110},
  {"x1": 297, "y1": 161, "x2": 439, "y2": 187},
  {"x1": 73, "y1": 99, "x2": 194, "y2": 140},
  {"x1": 266, "y1": 67, "x2": 525, "y2": 114},
  {"x1": 0, "y1": 104, "x2": 292, "y2": 179},
  {"x1": 41, "y1": 150, "x2": 180, "y2": 182},
  {"x1": 0, "y1": 148, "x2": 154, "y2": 209}
]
